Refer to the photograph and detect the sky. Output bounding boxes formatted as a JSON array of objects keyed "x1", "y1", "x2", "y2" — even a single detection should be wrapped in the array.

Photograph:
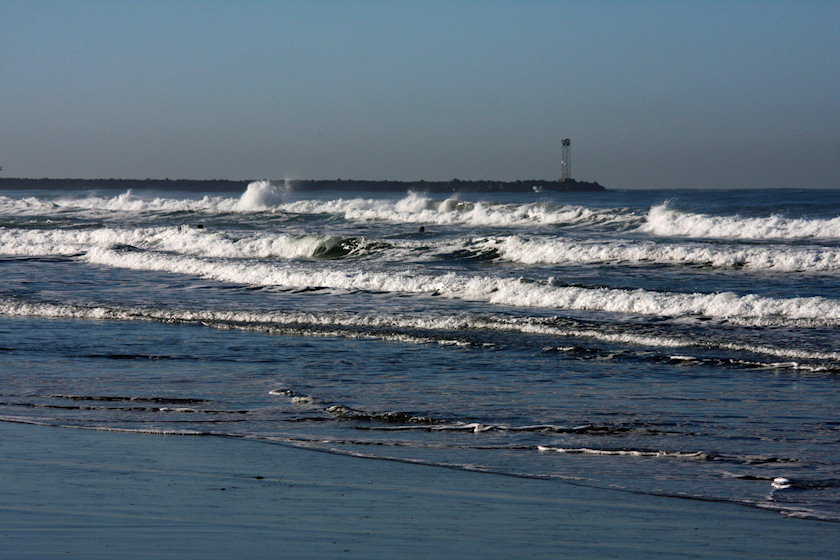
[{"x1": 1, "y1": 1, "x2": 839, "y2": 188}]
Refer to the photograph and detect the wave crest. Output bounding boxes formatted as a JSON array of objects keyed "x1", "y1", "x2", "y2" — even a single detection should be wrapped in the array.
[
  {"x1": 0, "y1": 190, "x2": 640, "y2": 229},
  {"x1": 75, "y1": 246, "x2": 840, "y2": 327},
  {"x1": 484, "y1": 236, "x2": 840, "y2": 271},
  {"x1": 0, "y1": 226, "x2": 370, "y2": 260},
  {"x1": 235, "y1": 180, "x2": 290, "y2": 210},
  {"x1": 641, "y1": 204, "x2": 840, "y2": 240}
]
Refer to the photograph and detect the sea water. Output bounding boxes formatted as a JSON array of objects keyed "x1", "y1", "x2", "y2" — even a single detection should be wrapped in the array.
[{"x1": 1, "y1": 181, "x2": 838, "y2": 522}]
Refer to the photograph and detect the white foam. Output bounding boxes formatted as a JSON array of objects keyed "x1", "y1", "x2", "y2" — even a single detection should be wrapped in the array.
[
  {"x1": 234, "y1": 180, "x2": 290, "y2": 211},
  {"x1": 486, "y1": 236, "x2": 840, "y2": 272},
  {"x1": 0, "y1": 187, "x2": 247, "y2": 216},
  {"x1": 772, "y1": 477, "x2": 792, "y2": 490},
  {"x1": 0, "y1": 226, "x2": 368, "y2": 260},
  {"x1": 2, "y1": 298, "x2": 838, "y2": 362},
  {"x1": 537, "y1": 445, "x2": 709, "y2": 459},
  {"x1": 79, "y1": 247, "x2": 840, "y2": 327},
  {"x1": 6, "y1": 222, "x2": 840, "y2": 274},
  {"x1": 641, "y1": 203, "x2": 840, "y2": 240},
  {"x1": 0, "y1": 190, "x2": 237, "y2": 215},
  {"x1": 277, "y1": 191, "x2": 640, "y2": 228},
  {"x1": 0, "y1": 188, "x2": 641, "y2": 228}
]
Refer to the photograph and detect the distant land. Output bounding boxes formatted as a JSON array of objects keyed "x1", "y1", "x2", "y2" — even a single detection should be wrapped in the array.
[{"x1": 0, "y1": 177, "x2": 606, "y2": 193}]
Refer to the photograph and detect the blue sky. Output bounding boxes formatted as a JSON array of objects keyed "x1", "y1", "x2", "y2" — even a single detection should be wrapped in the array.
[{"x1": 2, "y1": 1, "x2": 838, "y2": 188}]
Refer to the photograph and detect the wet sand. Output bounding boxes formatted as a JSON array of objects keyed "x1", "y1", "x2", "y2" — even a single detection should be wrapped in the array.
[{"x1": 1, "y1": 421, "x2": 836, "y2": 559}]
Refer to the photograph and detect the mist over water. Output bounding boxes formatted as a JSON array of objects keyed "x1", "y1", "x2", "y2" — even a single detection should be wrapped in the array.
[{"x1": 1, "y1": 181, "x2": 839, "y2": 521}]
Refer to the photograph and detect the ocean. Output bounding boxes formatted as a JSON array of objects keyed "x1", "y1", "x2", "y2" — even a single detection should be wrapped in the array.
[{"x1": 1, "y1": 181, "x2": 838, "y2": 523}]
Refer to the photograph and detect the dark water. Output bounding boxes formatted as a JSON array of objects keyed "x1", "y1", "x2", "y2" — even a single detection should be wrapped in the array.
[{"x1": 1, "y1": 183, "x2": 838, "y2": 521}]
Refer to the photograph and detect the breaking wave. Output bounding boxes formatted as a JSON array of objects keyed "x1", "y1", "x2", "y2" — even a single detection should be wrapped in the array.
[
  {"x1": 5, "y1": 225, "x2": 840, "y2": 273},
  {"x1": 642, "y1": 204, "x2": 840, "y2": 240},
  {"x1": 2, "y1": 298, "x2": 838, "y2": 362},
  {"x1": 0, "y1": 226, "x2": 371, "y2": 260},
  {"x1": 0, "y1": 185, "x2": 642, "y2": 228},
  {"x1": 234, "y1": 180, "x2": 291, "y2": 210},
  {"x1": 0, "y1": 190, "x2": 233, "y2": 215},
  {"x1": 276, "y1": 191, "x2": 640, "y2": 228},
  {"x1": 0, "y1": 181, "x2": 291, "y2": 216},
  {"x1": 482, "y1": 236, "x2": 840, "y2": 271},
  {"x1": 5, "y1": 186, "x2": 838, "y2": 239},
  {"x1": 78, "y1": 246, "x2": 840, "y2": 326}
]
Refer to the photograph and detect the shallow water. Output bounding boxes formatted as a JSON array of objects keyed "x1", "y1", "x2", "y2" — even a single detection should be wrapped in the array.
[{"x1": 1, "y1": 182, "x2": 838, "y2": 521}]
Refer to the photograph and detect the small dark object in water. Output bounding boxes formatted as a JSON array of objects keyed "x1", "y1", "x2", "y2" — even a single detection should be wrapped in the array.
[{"x1": 418, "y1": 226, "x2": 425, "y2": 233}]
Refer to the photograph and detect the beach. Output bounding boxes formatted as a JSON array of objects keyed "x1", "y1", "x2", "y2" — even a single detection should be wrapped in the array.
[
  {"x1": 2, "y1": 421, "x2": 836, "y2": 559},
  {"x1": 4, "y1": 1, "x2": 840, "y2": 556},
  {"x1": 1, "y1": 185, "x2": 839, "y2": 557}
]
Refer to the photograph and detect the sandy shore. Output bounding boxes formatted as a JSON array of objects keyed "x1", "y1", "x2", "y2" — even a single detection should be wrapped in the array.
[{"x1": 1, "y1": 421, "x2": 836, "y2": 559}]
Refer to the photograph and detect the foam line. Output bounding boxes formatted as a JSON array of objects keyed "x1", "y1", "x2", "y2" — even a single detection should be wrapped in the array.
[
  {"x1": 2, "y1": 298, "x2": 839, "y2": 362},
  {"x1": 80, "y1": 246, "x2": 840, "y2": 326}
]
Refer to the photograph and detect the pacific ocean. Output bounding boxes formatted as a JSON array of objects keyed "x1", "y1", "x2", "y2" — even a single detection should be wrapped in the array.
[{"x1": 1, "y1": 182, "x2": 838, "y2": 556}]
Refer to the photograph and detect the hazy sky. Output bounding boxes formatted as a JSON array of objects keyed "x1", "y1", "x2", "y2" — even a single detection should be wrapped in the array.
[{"x1": 2, "y1": 1, "x2": 838, "y2": 188}]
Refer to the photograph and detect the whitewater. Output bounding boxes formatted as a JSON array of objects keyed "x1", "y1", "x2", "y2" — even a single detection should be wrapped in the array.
[{"x1": 1, "y1": 181, "x2": 839, "y2": 522}]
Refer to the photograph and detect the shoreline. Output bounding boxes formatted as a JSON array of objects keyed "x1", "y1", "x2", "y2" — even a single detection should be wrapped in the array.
[
  {"x1": 2, "y1": 421, "x2": 837, "y2": 559},
  {"x1": 0, "y1": 177, "x2": 606, "y2": 193}
]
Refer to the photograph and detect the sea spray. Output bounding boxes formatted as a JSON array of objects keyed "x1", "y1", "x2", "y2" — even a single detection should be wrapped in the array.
[{"x1": 235, "y1": 180, "x2": 290, "y2": 210}]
